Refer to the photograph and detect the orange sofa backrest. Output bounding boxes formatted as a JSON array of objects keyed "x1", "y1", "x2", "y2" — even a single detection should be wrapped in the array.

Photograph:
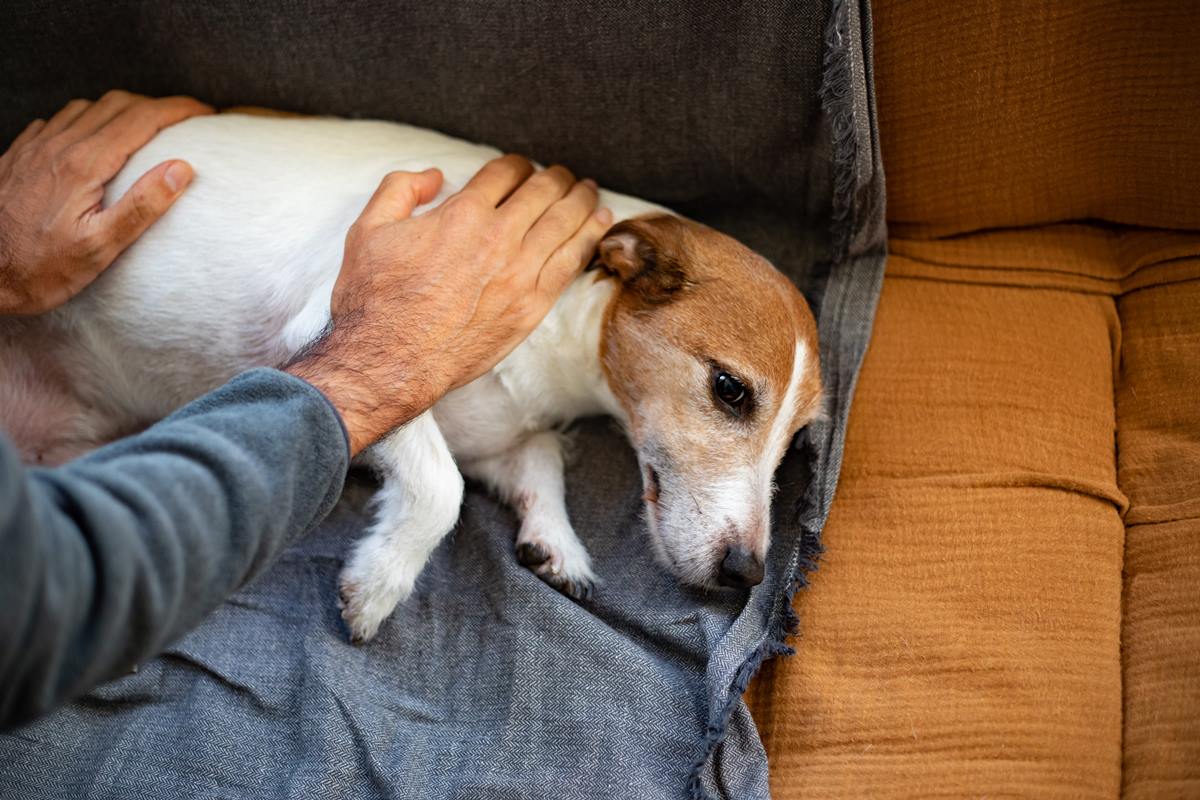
[{"x1": 873, "y1": 0, "x2": 1200, "y2": 238}]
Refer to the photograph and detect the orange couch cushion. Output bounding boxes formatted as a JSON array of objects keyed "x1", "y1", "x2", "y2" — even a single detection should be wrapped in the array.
[
  {"x1": 748, "y1": 239, "x2": 1127, "y2": 796},
  {"x1": 749, "y1": 228, "x2": 1200, "y2": 795},
  {"x1": 1118, "y1": 279, "x2": 1200, "y2": 797},
  {"x1": 872, "y1": 0, "x2": 1200, "y2": 238}
]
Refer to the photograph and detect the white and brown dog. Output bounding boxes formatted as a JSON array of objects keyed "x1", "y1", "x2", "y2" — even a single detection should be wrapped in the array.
[{"x1": 0, "y1": 114, "x2": 822, "y2": 641}]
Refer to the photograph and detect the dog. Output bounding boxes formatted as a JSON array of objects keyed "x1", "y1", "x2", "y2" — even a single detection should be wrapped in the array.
[{"x1": 0, "y1": 113, "x2": 822, "y2": 641}]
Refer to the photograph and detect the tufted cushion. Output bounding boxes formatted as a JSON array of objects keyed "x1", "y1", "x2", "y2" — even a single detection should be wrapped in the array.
[{"x1": 749, "y1": 244, "x2": 1127, "y2": 796}]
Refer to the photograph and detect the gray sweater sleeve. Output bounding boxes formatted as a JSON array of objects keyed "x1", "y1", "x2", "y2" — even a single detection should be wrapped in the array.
[{"x1": 0, "y1": 368, "x2": 350, "y2": 729}]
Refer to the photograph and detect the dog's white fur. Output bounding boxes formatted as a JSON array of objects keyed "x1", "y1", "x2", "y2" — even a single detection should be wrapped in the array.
[{"x1": 0, "y1": 115, "x2": 821, "y2": 641}]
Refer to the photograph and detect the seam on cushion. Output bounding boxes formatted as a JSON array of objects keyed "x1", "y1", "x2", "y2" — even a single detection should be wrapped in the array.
[
  {"x1": 834, "y1": 471, "x2": 1129, "y2": 513},
  {"x1": 1117, "y1": 272, "x2": 1200, "y2": 297},
  {"x1": 884, "y1": 260, "x2": 1200, "y2": 298},
  {"x1": 883, "y1": 270, "x2": 1121, "y2": 297},
  {"x1": 1124, "y1": 502, "x2": 1200, "y2": 527},
  {"x1": 891, "y1": 249, "x2": 1200, "y2": 291},
  {"x1": 889, "y1": 215, "x2": 1200, "y2": 244},
  {"x1": 889, "y1": 249, "x2": 1128, "y2": 288},
  {"x1": 892, "y1": 218, "x2": 1197, "y2": 247}
]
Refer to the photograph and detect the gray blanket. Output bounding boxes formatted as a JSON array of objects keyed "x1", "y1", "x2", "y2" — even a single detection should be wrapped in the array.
[{"x1": 0, "y1": 1, "x2": 885, "y2": 797}]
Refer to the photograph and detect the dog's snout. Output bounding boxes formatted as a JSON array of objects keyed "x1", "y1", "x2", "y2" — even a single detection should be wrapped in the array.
[{"x1": 717, "y1": 545, "x2": 764, "y2": 588}]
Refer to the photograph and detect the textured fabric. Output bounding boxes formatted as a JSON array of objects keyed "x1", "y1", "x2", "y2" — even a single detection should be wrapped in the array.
[
  {"x1": 872, "y1": 0, "x2": 1200, "y2": 238},
  {"x1": 749, "y1": 226, "x2": 1200, "y2": 795},
  {"x1": 1118, "y1": 279, "x2": 1200, "y2": 798},
  {"x1": 1, "y1": 1, "x2": 830, "y2": 229},
  {"x1": 0, "y1": 368, "x2": 349, "y2": 728},
  {"x1": 0, "y1": 1, "x2": 886, "y2": 798},
  {"x1": 749, "y1": 251, "x2": 1126, "y2": 797}
]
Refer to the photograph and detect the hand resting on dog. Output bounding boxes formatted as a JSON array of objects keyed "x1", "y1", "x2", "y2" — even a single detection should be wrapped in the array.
[
  {"x1": 288, "y1": 156, "x2": 612, "y2": 455},
  {"x1": 0, "y1": 90, "x2": 211, "y2": 315}
]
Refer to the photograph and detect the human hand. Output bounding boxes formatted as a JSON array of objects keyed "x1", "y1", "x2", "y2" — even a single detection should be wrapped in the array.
[
  {"x1": 288, "y1": 155, "x2": 613, "y2": 456},
  {"x1": 0, "y1": 91, "x2": 213, "y2": 315}
]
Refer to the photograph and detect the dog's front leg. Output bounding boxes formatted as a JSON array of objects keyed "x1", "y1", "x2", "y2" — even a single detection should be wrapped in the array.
[
  {"x1": 337, "y1": 411, "x2": 464, "y2": 642},
  {"x1": 462, "y1": 431, "x2": 596, "y2": 600}
]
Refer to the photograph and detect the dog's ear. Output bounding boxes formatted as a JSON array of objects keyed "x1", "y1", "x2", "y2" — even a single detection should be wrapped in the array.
[{"x1": 592, "y1": 215, "x2": 691, "y2": 303}]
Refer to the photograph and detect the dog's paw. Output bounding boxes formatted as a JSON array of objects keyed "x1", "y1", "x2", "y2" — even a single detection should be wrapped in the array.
[
  {"x1": 515, "y1": 529, "x2": 597, "y2": 601},
  {"x1": 337, "y1": 576, "x2": 395, "y2": 644},
  {"x1": 336, "y1": 553, "x2": 416, "y2": 644}
]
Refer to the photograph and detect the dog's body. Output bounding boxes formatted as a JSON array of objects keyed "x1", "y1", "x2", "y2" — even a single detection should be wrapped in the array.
[{"x1": 0, "y1": 115, "x2": 822, "y2": 641}]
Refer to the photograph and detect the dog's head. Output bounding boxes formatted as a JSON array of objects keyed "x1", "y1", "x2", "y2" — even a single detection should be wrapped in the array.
[{"x1": 596, "y1": 214, "x2": 822, "y2": 591}]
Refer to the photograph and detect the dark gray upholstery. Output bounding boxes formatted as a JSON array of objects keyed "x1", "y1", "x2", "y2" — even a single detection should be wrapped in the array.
[{"x1": 0, "y1": 1, "x2": 886, "y2": 797}]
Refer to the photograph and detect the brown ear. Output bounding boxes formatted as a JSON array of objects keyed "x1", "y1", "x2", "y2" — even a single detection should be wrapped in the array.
[{"x1": 593, "y1": 215, "x2": 691, "y2": 303}]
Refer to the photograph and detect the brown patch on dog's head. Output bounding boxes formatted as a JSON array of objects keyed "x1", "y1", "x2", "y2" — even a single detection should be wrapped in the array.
[
  {"x1": 596, "y1": 214, "x2": 821, "y2": 589},
  {"x1": 592, "y1": 216, "x2": 693, "y2": 303}
]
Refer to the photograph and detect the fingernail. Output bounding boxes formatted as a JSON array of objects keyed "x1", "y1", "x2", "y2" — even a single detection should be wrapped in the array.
[
  {"x1": 596, "y1": 208, "x2": 613, "y2": 225},
  {"x1": 583, "y1": 178, "x2": 598, "y2": 190},
  {"x1": 164, "y1": 161, "x2": 190, "y2": 192}
]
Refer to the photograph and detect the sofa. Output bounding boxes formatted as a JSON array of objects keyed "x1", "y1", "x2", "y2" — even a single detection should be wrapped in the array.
[
  {"x1": 748, "y1": 1, "x2": 1200, "y2": 797},
  {"x1": 1, "y1": 0, "x2": 1195, "y2": 797}
]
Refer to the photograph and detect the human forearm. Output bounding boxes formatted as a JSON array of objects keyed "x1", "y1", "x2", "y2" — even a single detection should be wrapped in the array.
[
  {"x1": 286, "y1": 329, "x2": 431, "y2": 458},
  {"x1": 0, "y1": 368, "x2": 348, "y2": 728}
]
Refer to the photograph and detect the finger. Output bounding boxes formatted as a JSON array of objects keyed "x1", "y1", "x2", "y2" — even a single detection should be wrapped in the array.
[
  {"x1": 360, "y1": 168, "x2": 444, "y2": 224},
  {"x1": 39, "y1": 98, "x2": 92, "y2": 138},
  {"x1": 84, "y1": 96, "x2": 214, "y2": 182},
  {"x1": 90, "y1": 95, "x2": 214, "y2": 151},
  {"x1": 460, "y1": 154, "x2": 534, "y2": 207},
  {"x1": 7, "y1": 118, "x2": 46, "y2": 151},
  {"x1": 93, "y1": 159, "x2": 194, "y2": 258},
  {"x1": 521, "y1": 177, "x2": 598, "y2": 258},
  {"x1": 500, "y1": 164, "x2": 576, "y2": 230},
  {"x1": 534, "y1": 206, "x2": 614, "y2": 302},
  {"x1": 57, "y1": 90, "x2": 141, "y2": 141}
]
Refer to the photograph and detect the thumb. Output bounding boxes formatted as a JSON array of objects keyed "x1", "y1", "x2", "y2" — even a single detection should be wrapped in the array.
[
  {"x1": 100, "y1": 159, "x2": 194, "y2": 254},
  {"x1": 361, "y1": 168, "x2": 444, "y2": 223}
]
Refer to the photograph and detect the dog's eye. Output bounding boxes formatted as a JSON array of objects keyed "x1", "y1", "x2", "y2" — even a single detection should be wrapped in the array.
[{"x1": 713, "y1": 371, "x2": 747, "y2": 409}]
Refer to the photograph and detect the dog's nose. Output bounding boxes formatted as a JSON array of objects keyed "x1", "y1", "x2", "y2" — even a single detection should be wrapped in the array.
[{"x1": 717, "y1": 545, "x2": 764, "y2": 588}]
